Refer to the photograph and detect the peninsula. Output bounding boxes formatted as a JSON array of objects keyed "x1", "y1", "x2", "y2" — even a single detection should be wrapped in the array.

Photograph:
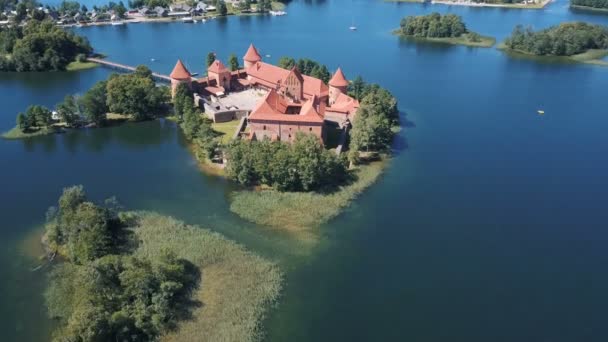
[
  {"x1": 396, "y1": 13, "x2": 495, "y2": 48},
  {"x1": 43, "y1": 185, "x2": 282, "y2": 341},
  {"x1": 500, "y1": 22, "x2": 608, "y2": 66}
]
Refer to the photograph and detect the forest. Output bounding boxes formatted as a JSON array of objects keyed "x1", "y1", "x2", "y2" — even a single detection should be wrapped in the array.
[
  {"x1": 0, "y1": 20, "x2": 91, "y2": 71},
  {"x1": 504, "y1": 22, "x2": 608, "y2": 56},
  {"x1": 399, "y1": 13, "x2": 468, "y2": 39}
]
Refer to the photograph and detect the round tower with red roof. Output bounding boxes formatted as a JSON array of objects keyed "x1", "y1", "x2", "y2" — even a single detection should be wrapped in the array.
[
  {"x1": 243, "y1": 43, "x2": 262, "y2": 69},
  {"x1": 328, "y1": 67, "x2": 349, "y2": 105},
  {"x1": 170, "y1": 59, "x2": 192, "y2": 98}
]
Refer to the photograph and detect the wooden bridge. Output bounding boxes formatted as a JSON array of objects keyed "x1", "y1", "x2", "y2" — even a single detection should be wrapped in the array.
[{"x1": 86, "y1": 57, "x2": 173, "y2": 83}]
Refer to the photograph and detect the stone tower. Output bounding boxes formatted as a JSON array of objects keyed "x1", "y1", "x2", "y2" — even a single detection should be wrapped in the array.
[
  {"x1": 169, "y1": 59, "x2": 192, "y2": 98},
  {"x1": 208, "y1": 60, "x2": 232, "y2": 91},
  {"x1": 243, "y1": 43, "x2": 262, "y2": 69},
  {"x1": 328, "y1": 67, "x2": 349, "y2": 105}
]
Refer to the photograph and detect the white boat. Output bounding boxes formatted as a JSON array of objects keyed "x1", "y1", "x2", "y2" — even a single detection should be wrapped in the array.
[
  {"x1": 111, "y1": 21, "x2": 124, "y2": 26},
  {"x1": 202, "y1": 18, "x2": 207, "y2": 23},
  {"x1": 349, "y1": 26, "x2": 357, "y2": 31},
  {"x1": 182, "y1": 17, "x2": 194, "y2": 23},
  {"x1": 269, "y1": 10, "x2": 286, "y2": 16}
]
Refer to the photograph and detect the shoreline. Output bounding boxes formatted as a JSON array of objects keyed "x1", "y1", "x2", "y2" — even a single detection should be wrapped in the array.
[
  {"x1": 570, "y1": 4, "x2": 608, "y2": 13},
  {"x1": 394, "y1": 30, "x2": 496, "y2": 48},
  {"x1": 498, "y1": 44, "x2": 608, "y2": 66},
  {"x1": 429, "y1": 0, "x2": 552, "y2": 9}
]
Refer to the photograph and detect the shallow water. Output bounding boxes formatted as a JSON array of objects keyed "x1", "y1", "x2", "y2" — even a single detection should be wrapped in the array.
[{"x1": 2, "y1": 0, "x2": 608, "y2": 341}]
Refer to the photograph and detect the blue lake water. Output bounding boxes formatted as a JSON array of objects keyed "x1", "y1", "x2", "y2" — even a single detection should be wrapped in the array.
[{"x1": 2, "y1": 0, "x2": 608, "y2": 341}]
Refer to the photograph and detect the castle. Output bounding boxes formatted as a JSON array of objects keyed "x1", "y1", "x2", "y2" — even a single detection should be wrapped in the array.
[{"x1": 169, "y1": 44, "x2": 359, "y2": 143}]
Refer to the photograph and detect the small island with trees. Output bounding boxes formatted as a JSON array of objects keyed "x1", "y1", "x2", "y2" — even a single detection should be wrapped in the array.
[
  {"x1": 41, "y1": 185, "x2": 281, "y2": 341},
  {"x1": 396, "y1": 13, "x2": 495, "y2": 48},
  {"x1": 500, "y1": 22, "x2": 608, "y2": 66}
]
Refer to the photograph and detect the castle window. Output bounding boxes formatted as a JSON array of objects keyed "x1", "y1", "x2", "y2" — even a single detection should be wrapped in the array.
[
  {"x1": 263, "y1": 125, "x2": 266, "y2": 130},
  {"x1": 309, "y1": 127, "x2": 312, "y2": 132}
]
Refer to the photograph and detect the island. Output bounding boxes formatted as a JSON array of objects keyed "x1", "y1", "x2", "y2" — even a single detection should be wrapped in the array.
[
  {"x1": 423, "y1": 0, "x2": 549, "y2": 9},
  {"x1": 396, "y1": 13, "x2": 495, "y2": 48},
  {"x1": 42, "y1": 185, "x2": 282, "y2": 341},
  {"x1": 570, "y1": 0, "x2": 608, "y2": 13},
  {"x1": 170, "y1": 44, "x2": 400, "y2": 232},
  {"x1": 500, "y1": 22, "x2": 608, "y2": 66}
]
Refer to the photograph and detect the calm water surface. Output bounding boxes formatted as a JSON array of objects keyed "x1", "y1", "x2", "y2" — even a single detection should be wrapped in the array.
[{"x1": 2, "y1": 0, "x2": 608, "y2": 341}]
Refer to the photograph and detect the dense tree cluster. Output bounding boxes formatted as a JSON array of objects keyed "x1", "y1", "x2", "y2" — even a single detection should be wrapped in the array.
[
  {"x1": 15, "y1": 66, "x2": 168, "y2": 133},
  {"x1": 215, "y1": 0, "x2": 228, "y2": 15},
  {"x1": 349, "y1": 80, "x2": 399, "y2": 155},
  {"x1": 571, "y1": 0, "x2": 608, "y2": 9},
  {"x1": 128, "y1": 0, "x2": 171, "y2": 8},
  {"x1": 106, "y1": 67, "x2": 169, "y2": 121},
  {"x1": 400, "y1": 12, "x2": 467, "y2": 38},
  {"x1": 16, "y1": 105, "x2": 53, "y2": 132},
  {"x1": 225, "y1": 133, "x2": 348, "y2": 191},
  {"x1": 173, "y1": 83, "x2": 219, "y2": 159},
  {"x1": 504, "y1": 22, "x2": 608, "y2": 56},
  {"x1": 44, "y1": 186, "x2": 197, "y2": 341},
  {"x1": 0, "y1": 20, "x2": 92, "y2": 71},
  {"x1": 277, "y1": 56, "x2": 331, "y2": 84}
]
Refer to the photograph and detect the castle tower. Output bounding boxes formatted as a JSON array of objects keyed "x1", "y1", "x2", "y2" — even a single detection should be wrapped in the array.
[
  {"x1": 328, "y1": 67, "x2": 349, "y2": 105},
  {"x1": 282, "y1": 66, "x2": 304, "y2": 102},
  {"x1": 208, "y1": 60, "x2": 232, "y2": 91},
  {"x1": 243, "y1": 43, "x2": 262, "y2": 69},
  {"x1": 170, "y1": 59, "x2": 192, "y2": 98}
]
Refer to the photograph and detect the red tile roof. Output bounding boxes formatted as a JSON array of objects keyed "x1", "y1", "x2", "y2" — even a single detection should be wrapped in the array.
[
  {"x1": 327, "y1": 92, "x2": 359, "y2": 115},
  {"x1": 243, "y1": 44, "x2": 262, "y2": 63},
  {"x1": 170, "y1": 59, "x2": 191, "y2": 80},
  {"x1": 208, "y1": 60, "x2": 228, "y2": 74},
  {"x1": 249, "y1": 90, "x2": 324, "y2": 124},
  {"x1": 329, "y1": 67, "x2": 349, "y2": 87},
  {"x1": 247, "y1": 62, "x2": 329, "y2": 99}
]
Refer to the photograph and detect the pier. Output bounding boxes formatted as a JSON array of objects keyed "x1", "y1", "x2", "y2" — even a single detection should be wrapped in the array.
[{"x1": 86, "y1": 57, "x2": 174, "y2": 83}]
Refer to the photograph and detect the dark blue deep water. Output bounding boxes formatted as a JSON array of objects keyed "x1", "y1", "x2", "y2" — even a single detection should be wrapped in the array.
[{"x1": 2, "y1": 0, "x2": 608, "y2": 341}]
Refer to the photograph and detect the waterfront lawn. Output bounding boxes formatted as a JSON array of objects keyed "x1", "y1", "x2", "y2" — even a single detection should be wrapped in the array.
[
  {"x1": 1, "y1": 126, "x2": 60, "y2": 139},
  {"x1": 229, "y1": 159, "x2": 387, "y2": 232},
  {"x1": 131, "y1": 212, "x2": 282, "y2": 342},
  {"x1": 212, "y1": 120, "x2": 241, "y2": 144},
  {"x1": 65, "y1": 61, "x2": 99, "y2": 71}
]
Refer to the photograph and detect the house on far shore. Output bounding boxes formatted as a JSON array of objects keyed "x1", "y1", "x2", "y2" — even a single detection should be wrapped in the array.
[{"x1": 154, "y1": 6, "x2": 168, "y2": 17}]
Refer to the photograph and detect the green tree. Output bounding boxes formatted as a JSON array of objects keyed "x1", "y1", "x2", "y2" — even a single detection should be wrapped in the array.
[
  {"x1": 80, "y1": 80, "x2": 108, "y2": 126},
  {"x1": 134, "y1": 64, "x2": 152, "y2": 78},
  {"x1": 56, "y1": 95, "x2": 80, "y2": 126},
  {"x1": 277, "y1": 56, "x2": 296, "y2": 69},
  {"x1": 206, "y1": 52, "x2": 216, "y2": 67},
  {"x1": 106, "y1": 72, "x2": 167, "y2": 121},
  {"x1": 173, "y1": 82, "x2": 192, "y2": 122},
  {"x1": 228, "y1": 53, "x2": 239, "y2": 71},
  {"x1": 348, "y1": 76, "x2": 366, "y2": 101},
  {"x1": 16, "y1": 112, "x2": 28, "y2": 132},
  {"x1": 216, "y1": 0, "x2": 227, "y2": 15}
]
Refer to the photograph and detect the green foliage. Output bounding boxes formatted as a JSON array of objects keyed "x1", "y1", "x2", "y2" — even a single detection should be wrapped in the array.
[
  {"x1": 349, "y1": 81, "x2": 399, "y2": 153},
  {"x1": 216, "y1": 0, "x2": 227, "y2": 15},
  {"x1": 504, "y1": 22, "x2": 608, "y2": 56},
  {"x1": 80, "y1": 80, "x2": 108, "y2": 126},
  {"x1": 0, "y1": 20, "x2": 91, "y2": 71},
  {"x1": 258, "y1": 0, "x2": 272, "y2": 12},
  {"x1": 172, "y1": 82, "x2": 192, "y2": 122},
  {"x1": 571, "y1": 0, "x2": 608, "y2": 8},
  {"x1": 206, "y1": 52, "x2": 216, "y2": 67},
  {"x1": 400, "y1": 12, "x2": 468, "y2": 38},
  {"x1": 106, "y1": 71, "x2": 167, "y2": 121},
  {"x1": 276, "y1": 57, "x2": 331, "y2": 83},
  {"x1": 17, "y1": 105, "x2": 53, "y2": 130},
  {"x1": 226, "y1": 133, "x2": 347, "y2": 191},
  {"x1": 56, "y1": 95, "x2": 80, "y2": 126},
  {"x1": 238, "y1": 0, "x2": 251, "y2": 10},
  {"x1": 228, "y1": 53, "x2": 239, "y2": 71},
  {"x1": 400, "y1": 12, "x2": 467, "y2": 38},
  {"x1": 277, "y1": 56, "x2": 296, "y2": 69}
]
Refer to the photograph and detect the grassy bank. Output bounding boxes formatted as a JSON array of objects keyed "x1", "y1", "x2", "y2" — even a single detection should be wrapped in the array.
[
  {"x1": 498, "y1": 43, "x2": 608, "y2": 66},
  {"x1": 1, "y1": 126, "x2": 60, "y2": 139},
  {"x1": 212, "y1": 120, "x2": 241, "y2": 144},
  {"x1": 396, "y1": 31, "x2": 496, "y2": 48},
  {"x1": 65, "y1": 61, "x2": 99, "y2": 71},
  {"x1": 131, "y1": 213, "x2": 282, "y2": 342},
  {"x1": 570, "y1": 4, "x2": 608, "y2": 14},
  {"x1": 229, "y1": 159, "x2": 388, "y2": 232}
]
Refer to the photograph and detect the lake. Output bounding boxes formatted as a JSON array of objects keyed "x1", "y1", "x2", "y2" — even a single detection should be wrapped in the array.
[{"x1": 2, "y1": 0, "x2": 608, "y2": 341}]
